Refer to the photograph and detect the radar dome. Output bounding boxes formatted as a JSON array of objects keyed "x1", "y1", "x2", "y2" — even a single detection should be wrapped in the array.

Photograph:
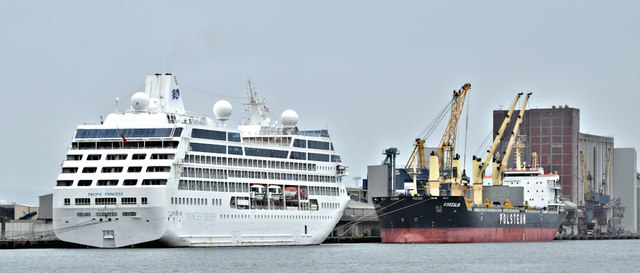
[
  {"x1": 281, "y1": 109, "x2": 298, "y2": 129},
  {"x1": 130, "y1": 92, "x2": 150, "y2": 111},
  {"x1": 213, "y1": 100, "x2": 232, "y2": 121}
]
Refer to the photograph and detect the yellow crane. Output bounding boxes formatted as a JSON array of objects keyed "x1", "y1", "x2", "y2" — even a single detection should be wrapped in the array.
[
  {"x1": 494, "y1": 93, "x2": 532, "y2": 186},
  {"x1": 579, "y1": 150, "x2": 592, "y2": 202},
  {"x1": 602, "y1": 148, "x2": 611, "y2": 194},
  {"x1": 405, "y1": 83, "x2": 471, "y2": 170},
  {"x1": 471, "y1": 93, "x2": 523, "y2": 204},
  {"x1": 436, "y1": 83, "x2": 471, "y2": 170}
]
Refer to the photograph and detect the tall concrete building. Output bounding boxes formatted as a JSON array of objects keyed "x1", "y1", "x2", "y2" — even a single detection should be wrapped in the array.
[{"x1": 613, "y1": 148, "x2": 637, "y2": 233}]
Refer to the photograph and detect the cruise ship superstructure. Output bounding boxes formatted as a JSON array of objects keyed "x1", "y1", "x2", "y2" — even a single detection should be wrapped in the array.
[{"x1": 53, "y1": 73, "x2": 349, "y2": 248}]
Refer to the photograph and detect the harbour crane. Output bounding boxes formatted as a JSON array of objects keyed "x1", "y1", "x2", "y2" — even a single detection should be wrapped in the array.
[
  {"x1": 602, "y1": 148, "x2": 611, "y2": 194},
  {"x1": 579, "y1": 150, "x2": 593, "y2": 202},
  {"x1": 471, "y1": 93, "x2": 522, "y2": 204}
]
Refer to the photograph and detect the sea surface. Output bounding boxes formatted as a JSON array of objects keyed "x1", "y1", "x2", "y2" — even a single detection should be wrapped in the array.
[{"x1": 1, "y1": 240, "x2": 639, "y2": 272}]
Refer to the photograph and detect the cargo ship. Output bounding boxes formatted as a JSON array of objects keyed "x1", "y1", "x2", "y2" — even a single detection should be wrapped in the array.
[{"x1": 372, "y1": 87, "x2": 566, "y2": 243}]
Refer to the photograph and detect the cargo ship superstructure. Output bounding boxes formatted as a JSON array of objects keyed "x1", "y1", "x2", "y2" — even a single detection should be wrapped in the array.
[
  {"x1": 53, "y1": 74, "x2": 349, "y2": 248},
  {"x1": 373, "y1": 86, "x2": 566, "y2": 243}
]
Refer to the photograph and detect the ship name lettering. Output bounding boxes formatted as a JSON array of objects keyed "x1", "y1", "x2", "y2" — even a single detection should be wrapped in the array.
[
  {"x1": 186, "y1": 212, "x2": 216, "y2": 222},
  {"x1": 499, "y1": 213, "x2": 526, "y2": 225},
  {"x1": 442, "y1": 202, "x2": 460, "y2": 208},
  {"x1": 88, "y1": 192, "x2": 103, "y2": 196}
]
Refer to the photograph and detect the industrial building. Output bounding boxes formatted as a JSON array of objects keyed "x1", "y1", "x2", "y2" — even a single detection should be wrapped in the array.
[{"x1": 493, "y1": 106, "x2": 638, "y2": 234}]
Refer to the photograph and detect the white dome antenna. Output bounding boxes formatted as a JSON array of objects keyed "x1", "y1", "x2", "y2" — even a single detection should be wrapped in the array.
[
  {"x1": 213, "y1": 100, "x2": 233, "y2": 123},
  {"x1": 281, "y1": 109, "x2": 298, "y2": 129},
  {"x1": 131, "y1": 92, "x2": 150, "y2": 112}
]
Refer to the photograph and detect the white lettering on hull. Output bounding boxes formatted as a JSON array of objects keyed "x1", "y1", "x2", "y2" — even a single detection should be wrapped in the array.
[{"x1": 499, "y1": 213, "x2": 526, "y2": 225}]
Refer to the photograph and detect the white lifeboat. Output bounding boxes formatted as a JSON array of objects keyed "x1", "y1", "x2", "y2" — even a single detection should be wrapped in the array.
[
  {"x1": 268, "y1": 185, "x2": 282, "y2": 201},
  {"x1": 250, "y1": 184, "x2": 266, "y2": 201}
]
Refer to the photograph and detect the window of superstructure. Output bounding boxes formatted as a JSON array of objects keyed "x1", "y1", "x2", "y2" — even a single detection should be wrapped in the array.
[
  {"x1": 127, "y1": 166, "x2": 142, "y2": 173},
  {"x1": 123, "y1": 179, "x2": 137, "y2": 186},
  {"x1": 57, "y1": 180, "x2": 73, "y2": 186},
  {"x1": 66, "y1": 154, "x2": 82, "y2": 161},
  {"x1": 147, "y1": 166, "x2": 170, "y2": 172},
  {"x1": 309, "y1": 153, "x2": 330, "y2": 162},
  {"x1": 82, "y1": 167, "x2": 97, "y2": 173},
  {"x1": 151, "y1": 153, "x2": 175, "y2": 160},
  {"x1": 97, "y1": 180, "x2": 118, "y2": 186},
  {"x1": 121, "y1": 197, "x2": 136, "y2": 205},
  {"x1": 141, "y1": 197, "x2": 148, "y2": 205},
  {"x1": 293, "y1": 139, "x2": 307, "y2": 148},
  {"x1": 142, "y1": 179, "x2": 167, "y2": 185},
  {"x1": 106, "y1": 154, "x2": 127, "y2": 160},
  {"x1": 228, "y1": 146, "x2": 243, "y2": 155},
  {"x1": 64, "y1": 198, "x2": 70, "y2": 206},
  {"x1": 75, "y1": 198, "x2": 90, "y2": 205},
  {"x1": 173, "y1": 128, "x2": 183, "y2": 137},
  {"x1": 76, "y1": 128, "x2": 173, "y2": 139},
  {"x1": 331, "y1": 155, "x2": 341, "y2": 163},
  {"x1": 87, "y1": 154, "x2": 101, "y2": 160},
  {"x1": 101, "y1": 167, "x2": 123, "y2": 173},
  {"x1": 228, "y1": 132, "x2": 241, "y2": 142},
  {"x1": 95, "y1": 198, "x2": 117, "y2": 205},
  {"x1": 78, "y1": 180, "x2": 92, "y2": 186},
  {"x1": 79, "y1": 143, "x2": 96, "y2": 149},
  {"x1": 192, "y1": 129, "x2": 226, "y2": 141},
  {"x1": 191, "y1": 143, "x2": 226, "y2": 154},
  {"x1": 62, "y1": 167, "x2": 78, "y2": 173},
  {"x1": 245, "y1": 148, "x2": 288, "y2": 159},
  {"x1": 132, "y1": 153, "x2": 146, "y2": 160},
  {"x1": 308, "y1": 140, "x2": 330, "y2": 150}
]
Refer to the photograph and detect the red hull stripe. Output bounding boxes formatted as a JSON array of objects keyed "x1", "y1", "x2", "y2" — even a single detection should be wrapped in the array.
[{"x1": 381, "y1": 227, "x2": 557, "y2": 243}]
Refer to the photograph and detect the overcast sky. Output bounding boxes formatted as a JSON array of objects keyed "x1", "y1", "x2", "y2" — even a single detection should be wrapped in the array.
[{"x1": 1, "y1": 1, "x2": 638, "y2": 205}]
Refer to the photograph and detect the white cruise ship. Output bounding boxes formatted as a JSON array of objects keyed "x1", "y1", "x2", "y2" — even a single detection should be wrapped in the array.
[{"x1": 52, "y1": 73, "x2": 349, "y2": 248}]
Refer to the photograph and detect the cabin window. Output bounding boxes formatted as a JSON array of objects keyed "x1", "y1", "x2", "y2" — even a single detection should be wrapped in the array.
[
  {"x1": 106, "y1": 154, "x2": 127, "y2": 160},
  {"x1": 95, "y1": 198, "x2": 117, "y2": 205},
  {"x1": 87, "y1": 154, "x2": 101, "y2": 160},
  {"x1": 97, "y1": 180, "x2": 118, "y2": 186},
  {"x1": 121, "y1": 197, "x2": 137, "y2": 205},
  {"x1": 141, "y1": 197, "x2": 148, "y2": 205},
  {"x1": 142, "y1": 179, "x2": 167, "y2": 185},
  {"x1": 66, "y1": 154, "x2": 83, "y2": 161},
  {"x1": 78, "y1": 180, "x2": 92, "y2": 186},
  {"x1": 190, "y1": 143, "x2": 226, "y2": 154},
  {"x1": 64, "y1": 198, "x2": 70, "y2": 206},
  {"x1": 151, "y1": 153, "x2": 175, "y2": 159},
  {"x1": 123, "y1": 179, "x2": 137, "y2": 186},
  {"x1": 75, "y1": 198, "x2": 90, "y2": 206},
  {"x1": 147, "y1": 166, "x2": 170, "y2": 172},
  {"x1": 127, "y1": 166, "x2": 142, "y2": 173},
  {"x1": 101, "y1": 167, "x2": 123, "y2": 173},
  {"x1": 57, "y1": 180, "x2": 73, "y2": 186},
  {"x1": 132, "y1": 153, "x2": 146, "y2": 160},
  {"x1": 192, "y1": 129, "x2": 226, "y2": 141}
]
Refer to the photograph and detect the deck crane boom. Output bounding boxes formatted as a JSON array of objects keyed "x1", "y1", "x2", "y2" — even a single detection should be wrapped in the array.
[
  {"x1": 436, "y1": 83, "x2": 471, "y2": 171},
  {"x1": 494, "y1": 92, "x2": 532, "y2": 186},
  {"x1": 471, "y1": 93, "x2": 523, "y2": 204},
  {"x1": 405, "y1": 83, "x2": 471, "y2": 170}
]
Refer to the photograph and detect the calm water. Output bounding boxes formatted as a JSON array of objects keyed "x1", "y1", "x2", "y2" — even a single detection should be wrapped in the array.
[{"x1": 1, "y1": 240, "x2": 639, "y2": 272}]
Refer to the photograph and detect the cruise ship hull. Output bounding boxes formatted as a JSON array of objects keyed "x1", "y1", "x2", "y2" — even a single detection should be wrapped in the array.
[{"x1": 373, "y1": 196, "x2": 566, "y2": 243}]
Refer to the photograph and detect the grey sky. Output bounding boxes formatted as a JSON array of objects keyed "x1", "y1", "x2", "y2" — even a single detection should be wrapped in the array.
[{"x1": 1, "y1": 1, "x2": 638, "y2": 205}]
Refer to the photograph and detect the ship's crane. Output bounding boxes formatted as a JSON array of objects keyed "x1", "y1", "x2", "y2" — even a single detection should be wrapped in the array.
[
  {"x1": 436, "y1": 83, "x2": 471, "y2": 170},
  {"x1": 471, "y1": 93, "x2": 523, "y2": 204},
  {"x1": 494, "y1": 92, "x2": 532, "y2": 186},
  {"x1": 405, "y1": 83, "x2": 471, "y2": 171},
  {"x1": 579, "y1": 150, "x2": 593, "y2": 202}
]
